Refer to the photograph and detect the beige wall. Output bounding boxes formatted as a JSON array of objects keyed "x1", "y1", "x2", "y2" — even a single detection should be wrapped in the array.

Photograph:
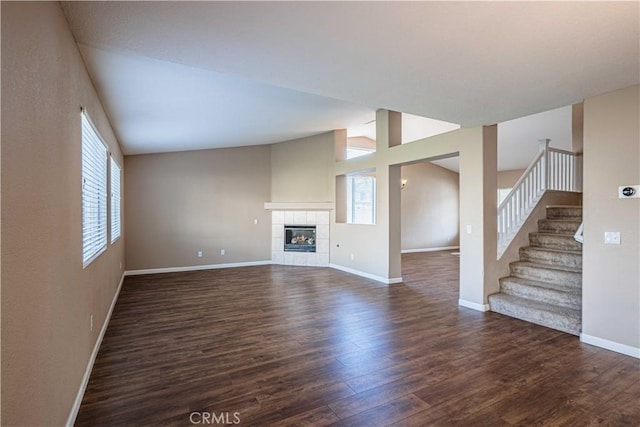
[
  {"x1": 125, "y1": 146, "x2": 272, "y2": 270},
  {"x1": 497, "y1": 169, "x2": 525, "y2": 188},
  {"x1": 126, "y1": 129, "x2": 340, "y2": 272},
  {"x1": 582, "y1": 85, "x2": 639, "y2": 351},
  {"x1": 1, "y1": 2, "x2": 125, "y2": 425},
  {"x1": 401, "y1": 162, "x2": 460, "y2": 251},
  {"x1": 271, "y1": 132, "x2": 335, "y2": 202}
]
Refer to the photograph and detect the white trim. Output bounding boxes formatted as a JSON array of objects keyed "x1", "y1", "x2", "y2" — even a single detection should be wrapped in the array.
[
  {"x1": 574, "y1": 222, "x2": 584, "y2": 243},
  {"x1": 401, "y1": 246, "x2": 459, "y2": 254},
  {"x1": 458, "y1": 299, "x2": 491, "y2": 312},
  {"x1": 264, "y1": 202, "x2": 334, "y2": 211},
  {"x1": 82, "y1": 245, "x2": 107, "y2": 269},
  {"x1": 125, "y1": 260, "x2": 272, "y2": 276},
  {"x1": 329, "y1": 263, "x2": 402, "y2": 285},
  {"x1": 66, "y1": 272, "x2": 125, "y2": 427},
  {"x1": 580, "y1": 333, "x2": 640, "y2": 359}
]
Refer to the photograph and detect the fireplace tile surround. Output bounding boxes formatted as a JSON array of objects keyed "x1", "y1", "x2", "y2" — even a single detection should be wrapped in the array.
[{"x1": 270, "y1": 210, "x2": 330, "y2": 266}]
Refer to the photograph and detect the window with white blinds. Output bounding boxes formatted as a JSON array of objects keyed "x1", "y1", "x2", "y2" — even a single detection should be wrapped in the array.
[
  {"x1": 110, "y1": 157, "x2": 121, "y2": 243},
  {"x1": 82, "y1": 111, "x2": 108, "y2": 267}
]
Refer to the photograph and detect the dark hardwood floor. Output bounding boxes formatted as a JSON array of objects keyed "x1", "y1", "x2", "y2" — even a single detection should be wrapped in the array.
[{"x1": 76, "y1": 251, "x2": 640, "y2": 426}]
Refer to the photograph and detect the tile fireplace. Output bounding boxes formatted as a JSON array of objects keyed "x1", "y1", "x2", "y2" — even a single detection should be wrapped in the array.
[{"x1": 267, "y1": 207, "x2": 330, "y2": 266}]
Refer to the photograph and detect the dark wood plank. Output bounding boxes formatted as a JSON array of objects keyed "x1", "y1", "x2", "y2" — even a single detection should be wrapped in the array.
[
  {"x1": 330, "y1": 394, "x2": 431, "y2": 427},
  {"x1": 75, "y1": 251, "x2": 640, "y2": 426}
]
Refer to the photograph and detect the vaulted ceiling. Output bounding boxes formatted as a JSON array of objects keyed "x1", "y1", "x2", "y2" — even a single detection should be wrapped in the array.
[{"x1": 61, "y1": 1, "x2": 639, "y2": 162}]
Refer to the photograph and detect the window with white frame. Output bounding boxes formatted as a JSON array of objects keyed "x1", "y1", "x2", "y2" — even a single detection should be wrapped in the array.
[
  {"x1": 347, "y1": 174, "x2": 376, "y2": 224},
  {"x1": 110, "y1": 157, "x2": 121, "y2": 243},
  {"x1": 82, "y1": 110, "x2": 108, "y2": 267}
]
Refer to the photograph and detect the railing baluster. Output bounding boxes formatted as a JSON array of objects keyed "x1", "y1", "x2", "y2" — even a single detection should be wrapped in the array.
[
  {"x1": 561, "y1": 153, "x2": 564, "y2": 190},
  {"x1": 553, "y1": 152, "x2": 558, "y2": 189},
  {"x1": 570, "y1": 156, "x2": 574, "y2": 190},
  {"x1": 564, "y1": 154, "x2": 568, "y2": 190},
  {"x1": 553, "y1": 152, "x2": 555, "y2": 189},
  {"x1": 560, "y1": 153, "x2": 564, "y2": 188}
]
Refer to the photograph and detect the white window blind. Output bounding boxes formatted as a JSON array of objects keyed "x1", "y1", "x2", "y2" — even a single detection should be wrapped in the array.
[
  {"x1": 82, "y1": 110, "x2": 108, "y2": 267},
  {"x1": 110, "y1": 157, "x2": 121, "y2": 243}
]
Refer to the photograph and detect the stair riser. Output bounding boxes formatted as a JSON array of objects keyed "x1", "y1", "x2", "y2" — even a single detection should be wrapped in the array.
[
  {"x1": 510, "y1": 264, "x2": 582, "y2": 287},
  {"x1": 538, "y1": 220, "x2": 581, "y2": 234},
  {"x1": 500, "y1": 279, "x2": 581, "y2": 310},
  {"x1": 529, "y1": 234, "x2": 582, "y2": 251},
  {"x1": 519, "y1": 248, "x2": 582, "y2": 269},
  {"x1": 546, "y1": 207, "x2": 582, "y2": 220},
  {"x1": 489, "y1": 296, "x2": 581, "y2": 335}
]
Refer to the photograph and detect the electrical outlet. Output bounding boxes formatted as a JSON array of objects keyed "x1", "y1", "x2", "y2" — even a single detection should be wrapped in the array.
[
  {"x1": 197, "y1": 250, "x2": 203, "y2": 257},
  {"x1": 221, "y1": 249, "x2": 225, "y2": 256},
  {"x1": 466, "y1": 225, "x2": 473, "y2": 234},
  {"x1": 350, "y1": 253, "x2": 354, "y2": 261},
  {"x1": 90, "y1": 314, "x2": 94, "y2": 332},
  {"x1": 254, "y1": 218, "x2": 259, "y2": 225}
]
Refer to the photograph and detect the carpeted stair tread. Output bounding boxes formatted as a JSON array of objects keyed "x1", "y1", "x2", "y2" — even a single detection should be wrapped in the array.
[
  {"x1": 519, "y1": 246, "x2": 582, "y2": 269},
  {"x1": 499, "y1": 276, "x2": 581, "y2": 309},
  {"x1": 511, "y1": 261, "x2": 581, "y2": 274},
  {"x1": 500, "y1": 275, "x2": 581, "y2": 294},
  {"x1": 510, "y1": 261, "x2": 581, "y2": 288},
  {"x1": 530, "y1": 232, "x2": 581, "y2": 239},
  {"x1": 529, "y1": 232, "x2": 583, "y2": 251},
  {"x1": 546, "y1": 205, "x2": 583, "y2": 220},
  {"x1": 488, "y1": 293, "x2": 581, "y2": 335},
  {"x1": 538, "y1": 219, "x2": 582, "y2": 234},
  {"x1": 520, "y1": 245, "x2": 581, "y2": 256}
]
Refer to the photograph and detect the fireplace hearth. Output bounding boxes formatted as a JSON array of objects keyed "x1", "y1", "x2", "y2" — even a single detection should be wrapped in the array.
[{"x1": 284, "y1": 225, "x2": 316, "y2": 252}]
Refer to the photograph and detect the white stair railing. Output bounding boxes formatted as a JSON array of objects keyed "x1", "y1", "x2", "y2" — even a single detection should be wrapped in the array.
[{"x1": 497, "y1": 139, "x2": 582, "y2": 257}]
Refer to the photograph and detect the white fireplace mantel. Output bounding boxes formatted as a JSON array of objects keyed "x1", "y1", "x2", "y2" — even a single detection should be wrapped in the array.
[{"x1": 264, "y1": 202, "x2": 334, "y2": 211}]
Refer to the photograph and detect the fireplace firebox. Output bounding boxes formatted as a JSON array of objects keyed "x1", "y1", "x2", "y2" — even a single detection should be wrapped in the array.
[{"x1": 284, "y1": 225, "x2": 316, "y2": 252}]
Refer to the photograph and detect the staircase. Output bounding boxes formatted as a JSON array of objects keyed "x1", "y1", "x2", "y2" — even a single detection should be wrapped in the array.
[{"x1": 489, "y1": 204, "x2": 583, "y2": 335}]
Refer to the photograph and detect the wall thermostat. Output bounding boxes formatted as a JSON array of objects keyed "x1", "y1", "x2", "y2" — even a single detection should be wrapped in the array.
[{"x1": 618, "y1": 185, "x2": 640, "y2": 199}]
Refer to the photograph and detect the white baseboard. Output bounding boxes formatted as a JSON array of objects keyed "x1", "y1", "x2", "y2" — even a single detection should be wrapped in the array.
[
  {"x1": 66, "y1": 272, "x2": 125, "y2": 427},
  {"x1": 401, "y1": 246, "x2": 460, "y2": 254},
  {"x1": 125, "y1": 260, "x2": 272, "y2": 276},
  {"x1": 458, "y1": 299, "x2": 490, "y2": 312},
  {"x1": 329, "y1": 263, "x2": 403, "y2": 285},
  {"x1": 386, "y1": 277, "x2": 404, "y2": 285},
  {"x1": 580, "y1": 333, "x2": 640, "y2": 359}
]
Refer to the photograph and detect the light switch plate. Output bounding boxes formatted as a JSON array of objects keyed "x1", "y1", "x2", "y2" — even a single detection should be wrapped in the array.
[{"x1": 604, "y1": 232, "x2": 621, "y2": 245}]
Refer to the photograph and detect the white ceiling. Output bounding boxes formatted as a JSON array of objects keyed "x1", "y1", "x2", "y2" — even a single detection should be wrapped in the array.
[
  {"x1": 346, "y1": 113, "x2": 461, "y2": 144},
  {"x1": 61, "y1": 1, "x2": 639, "y2": 161},
  {"x1": 78, "y1": 45, "x2": 375, "y2": 155}
]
